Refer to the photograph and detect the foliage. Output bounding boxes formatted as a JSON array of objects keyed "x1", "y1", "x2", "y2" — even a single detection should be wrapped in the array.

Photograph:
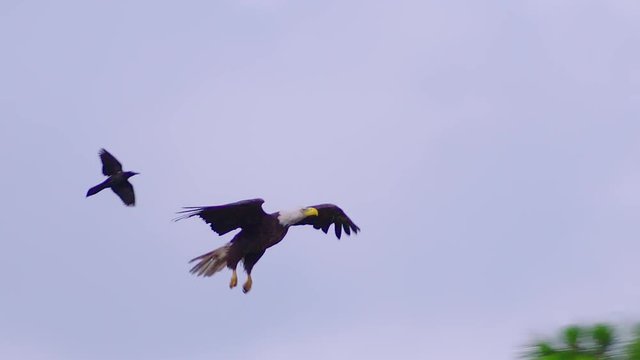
[{"x1": 526, "y1": 323, "x2": 640, "y2": 360}]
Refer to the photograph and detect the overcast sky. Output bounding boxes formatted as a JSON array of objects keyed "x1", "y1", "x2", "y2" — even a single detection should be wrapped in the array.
[{"x1": 1, "y1": 1, "x2": 639, "y2": 359}]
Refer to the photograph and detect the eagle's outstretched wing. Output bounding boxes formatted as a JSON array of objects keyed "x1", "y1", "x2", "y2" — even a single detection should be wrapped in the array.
[
  {"x1": 292, "y1": 204, "x2": 360, "y2": 239},
  {"x1": 175, "y1": 198, "x2": 268, "y2": 236}
]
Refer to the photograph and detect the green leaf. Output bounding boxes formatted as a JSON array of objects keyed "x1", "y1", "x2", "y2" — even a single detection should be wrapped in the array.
[
  {"x1": 563, "y1": 326, "x2": 582, "y2": 349},
  {"x1": 591, "y1": 324, "x2": 614, "y2": 350}
]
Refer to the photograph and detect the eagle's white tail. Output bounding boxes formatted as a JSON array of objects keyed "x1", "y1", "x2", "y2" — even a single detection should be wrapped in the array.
[{"x1": 189, "y1": 244, "x2": 231, "y2": 277}]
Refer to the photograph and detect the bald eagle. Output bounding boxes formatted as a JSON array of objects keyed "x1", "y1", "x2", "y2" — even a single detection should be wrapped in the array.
[{"x1": 175, "y1": 198, "x2": 360, "y2": 293}]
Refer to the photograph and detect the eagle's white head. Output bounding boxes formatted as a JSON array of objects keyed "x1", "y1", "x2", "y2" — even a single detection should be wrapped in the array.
[{"x1": 277, "y1": 207, "x2": 319, "y2": 226}]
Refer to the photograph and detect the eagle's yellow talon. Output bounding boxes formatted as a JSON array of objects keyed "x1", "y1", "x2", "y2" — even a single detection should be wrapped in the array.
[
  {"x1": 229, "y1": 270, "x2": 238, "y2": 288},
  {"x1": 242, "y1": 275, "x2": 253, "y2": 293}
]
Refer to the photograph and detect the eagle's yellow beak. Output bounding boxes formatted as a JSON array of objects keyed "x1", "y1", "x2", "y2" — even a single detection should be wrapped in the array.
[{"x1": 303, "y1": 207, "x2": 319, "y2": 217}]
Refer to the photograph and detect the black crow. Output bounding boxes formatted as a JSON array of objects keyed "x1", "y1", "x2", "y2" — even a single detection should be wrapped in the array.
[{"x1": 86, "y1": 148, "x2": 139, "y2": 206}]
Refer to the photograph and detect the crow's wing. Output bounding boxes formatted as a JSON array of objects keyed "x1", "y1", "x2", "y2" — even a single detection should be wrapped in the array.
[{"x1": 99, "y1": 148, "x2": 123, "y2": 176}]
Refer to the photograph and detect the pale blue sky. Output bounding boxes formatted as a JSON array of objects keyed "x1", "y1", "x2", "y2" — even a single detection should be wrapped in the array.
[{"x1": 1, "y1": 1, "x2": 639, "y2": 359}]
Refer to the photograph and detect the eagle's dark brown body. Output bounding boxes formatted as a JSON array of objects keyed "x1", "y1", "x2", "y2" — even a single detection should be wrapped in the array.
[{"x1": 225, "y1": 213, "x2": 289, "y2": 273}]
